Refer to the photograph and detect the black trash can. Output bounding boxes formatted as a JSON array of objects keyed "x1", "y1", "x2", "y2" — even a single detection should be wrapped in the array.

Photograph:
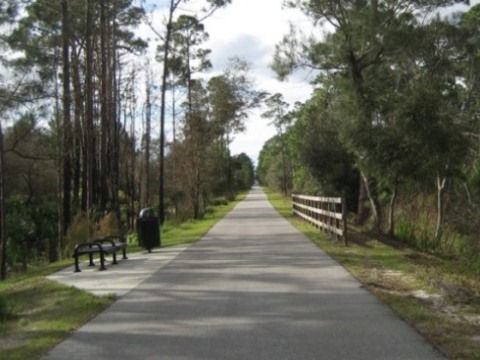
[{"x1": 136, "y1": 208, "x2": 160, "y2": 252}]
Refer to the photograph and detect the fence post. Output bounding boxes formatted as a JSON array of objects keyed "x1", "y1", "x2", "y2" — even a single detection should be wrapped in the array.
[
  {"x1": 342, "y1": 196, "x2": 348, "y2": 246},
  {"x1": 291, "y1": 194, "x2": 294, "y2": 216}
]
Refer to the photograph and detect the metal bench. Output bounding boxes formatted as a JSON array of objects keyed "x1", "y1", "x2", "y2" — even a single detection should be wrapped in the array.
[
  {"x1": 96, "y1": 235, "x2": 128, "y2": 261},
  {"x1": 72, "y1": 235, "x2": 128, "y2": 273}
]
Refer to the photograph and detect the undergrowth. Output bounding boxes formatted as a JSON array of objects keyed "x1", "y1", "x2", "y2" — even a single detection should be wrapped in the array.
[{"x1": 265, "y1": 187, "x2": 480, "y2": 360}]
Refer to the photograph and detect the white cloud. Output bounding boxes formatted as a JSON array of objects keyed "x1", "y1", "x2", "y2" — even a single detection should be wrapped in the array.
[
  {"x1": 134, "y1": 0, "x2": 317, "y2": 164},
  {"x1": 201, "y1": 0, "x2": 315, "y2": 164},
  {"x1": 206, "y1": 0, "x2": 480, "y2": 164},
  {"x1": 139, "y1": 0, "x2": 480, "y2": 165}
]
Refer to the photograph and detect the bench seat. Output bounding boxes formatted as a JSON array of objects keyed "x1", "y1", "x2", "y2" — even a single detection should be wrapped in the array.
[{"x1": 72, "y1": 235, "x2": 128, "y2": 273}]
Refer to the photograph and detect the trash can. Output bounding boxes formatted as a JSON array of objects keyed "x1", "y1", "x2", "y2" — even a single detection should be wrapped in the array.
[{"x1": 136, "y1": 208, "x2": 160, "y2": 252}]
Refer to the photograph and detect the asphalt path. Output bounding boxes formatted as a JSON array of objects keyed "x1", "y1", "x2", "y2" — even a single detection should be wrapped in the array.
[{"x1": 43, "y1": 187, "x2": 447, "y2": 360}]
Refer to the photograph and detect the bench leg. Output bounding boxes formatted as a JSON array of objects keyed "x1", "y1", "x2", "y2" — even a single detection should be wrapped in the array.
[
  {"x1": 111, "y1": 252, "x2": 118, "y2": 265},
  {"x1": 99, "y1": 253, "x2": 107, "y2": 271},
  {"x1": 74, "y1": 256, "x2": 81, "y2": 273},
  {"x1": 122, "y1": 248, "x2": 128, "y2": 260},
  {"x1": 88, "y1": 253, "x2": 95, "y2": 267}
]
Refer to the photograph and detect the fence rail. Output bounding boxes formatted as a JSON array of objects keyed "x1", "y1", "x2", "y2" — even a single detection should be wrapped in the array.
[{"x1": 292, "y1": 194, "x2": 347, "y2": 244}]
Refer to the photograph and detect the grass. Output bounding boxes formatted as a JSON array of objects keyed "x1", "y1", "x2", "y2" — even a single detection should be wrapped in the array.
[
  {"x1": 0, "y1": 266, "x2": 114, "y2": 360},
  {"x1": 265, "y1": 188, "x2": 480, "y2": 360},
  {"x1": 0, "y1": 192, "x2": 247, "y2": 360},
  {"x1": 5, "y1": 189, "x2": 479, "y2": 359}
]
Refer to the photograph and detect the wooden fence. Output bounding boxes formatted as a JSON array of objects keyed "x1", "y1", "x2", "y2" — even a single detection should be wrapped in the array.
[{"x1": 292, "y1": 194, "x2": 347, "y2": 244}]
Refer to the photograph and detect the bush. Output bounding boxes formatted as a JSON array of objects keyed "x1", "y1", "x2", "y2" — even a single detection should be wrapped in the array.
[
  {"x1": 395, "y1": 216, "x2": 417, "y2": 247},
  {"x1": 5, "y1": 197, "x2": 57, "y2": 266},
  {"x1": 210, "y1": 198, "x2": 229, "y2": 207},
  {"x1": 0, "y1": 294, "x2": 11, "y2": 322},
  {"x1": 126, "y1": 232, "x2": 138, "y2": 246},
  {"x1": 393, "y1": 192, "x2": 480, "y2": 258},
  {"x1": 64, "y1": 213, "x2": 94, "y2": 258},
  {"x1": 96, "y1": 212, "x2": 120, "y2": 237},
  {"x1": 64, "y1": 211, "x2": 125, "y2": 257}
]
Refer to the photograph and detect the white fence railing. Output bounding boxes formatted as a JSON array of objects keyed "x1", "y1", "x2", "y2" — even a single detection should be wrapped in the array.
[{"x1": 292, "y1": 194, "x2": 347, "y2": 244}]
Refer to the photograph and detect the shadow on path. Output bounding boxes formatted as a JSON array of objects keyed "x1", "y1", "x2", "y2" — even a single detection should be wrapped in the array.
[{"x1": 43, "y1": 187, "x2": 447, "y2": 360}]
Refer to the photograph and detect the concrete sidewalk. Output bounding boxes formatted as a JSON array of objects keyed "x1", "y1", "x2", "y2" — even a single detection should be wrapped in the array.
[
  {"x1": 47, "y1": 245, "x2": 190, "y2": 297},
  {"x1": 43, "y1": 187, "x2": 447, "y2": 360}
]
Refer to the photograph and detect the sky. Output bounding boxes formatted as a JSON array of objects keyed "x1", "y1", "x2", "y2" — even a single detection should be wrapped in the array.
[
  {"x1": 201, "y1": 0, "x2": 315, "y2": 165},
  {"x1": 139, "y1": 0, "x2": 477, "y2": 166},
  {"x1": 138, "y1": 0, "x2": 315, "y2": 165}
]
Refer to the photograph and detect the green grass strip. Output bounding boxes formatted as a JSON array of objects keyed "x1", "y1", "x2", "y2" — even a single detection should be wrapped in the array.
[{"x1": 265, "y1": 188, "x2": 480, "y2": 360}]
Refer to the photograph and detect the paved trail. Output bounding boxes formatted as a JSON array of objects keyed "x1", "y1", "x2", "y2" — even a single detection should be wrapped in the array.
[{"x1": 43, "y1": 187, "x2": 446, "y2": 360}]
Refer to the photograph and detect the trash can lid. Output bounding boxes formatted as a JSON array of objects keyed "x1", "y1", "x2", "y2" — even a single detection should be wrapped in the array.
[{"x1": 139, "y1": 208, "x2": 154, "y2": 218}]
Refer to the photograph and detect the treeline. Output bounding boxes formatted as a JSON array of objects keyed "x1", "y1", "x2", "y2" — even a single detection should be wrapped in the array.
[
  {"x1": 258, "y1": 0, "x2": 480, "y2": 257},
  {"x1": 0, "y1": 0, "x2": 257, "y2": 278}
]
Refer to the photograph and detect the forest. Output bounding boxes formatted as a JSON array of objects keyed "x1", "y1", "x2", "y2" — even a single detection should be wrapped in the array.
[
  {"x1": 258, "y1": 0, "x2": 480, "y2": 257},
  {"x1": 0, "y1": 0, "x2": 258, "y2": 279},
  {"x1": 1, "y1": 0, "x2": 479, "y2": 280}
]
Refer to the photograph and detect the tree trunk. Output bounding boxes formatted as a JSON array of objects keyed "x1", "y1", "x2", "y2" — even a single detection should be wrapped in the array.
[
  {"x1": 0, "y1": 121, "x2": 7, "y2": 280},
  {"x1": 85, "y1": 0, "x2": 95, "y2": 213},
  {"x1": 357, "y1": 176, "x2": 369, "y2": 224},
  {"x1": 435, "y1": 175, "x2": 447, "y2": 241},
  {"x1": 53, "y1": 48, "x2": 62, "y2": 263},
  {"x1": 110, "y1": 1, "x2": 121, "y2": 228},
  {"x1": 123, "y1": 67, "x2": 138, "y2": 229},
  {"x1": 141, "y1": 78, "x2": 152, "y2": 208},
  {"x1": 61, "y1": 0, "x2": 72, "y2": 256},
  {"x1": 361, "y1": 171, "x2": 382, "y2": 232},
  {"x1": 387, "y1": 185, "x2": 397, "y2": 238},
  {"x1": 159, "y1": 0, "x2": 177, "y2": 224},
  {"x1": 100, "y1": 0, "x2": 109, "y2": 211},
  {"x1": 71, "y1": 48, "x2": 83, "y2": 208}
]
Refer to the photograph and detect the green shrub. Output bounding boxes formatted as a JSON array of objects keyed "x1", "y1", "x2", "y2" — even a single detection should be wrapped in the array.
[
  {"x1": 64, "y1": 213, "x2": 94, "y2": 258},
  {"x1": 0, "y1": 294, "x2": 11, "y2": 323},
  {"x1": 126, "y1": 232, "x2": 138, "y2": 246},
  {"x1": 395, "y1": 216, "x2": 417, "y2": 247},
  {"x1": 438, "y1": 230, "x2": 478, "y2": 259},
  {"x1": 96, "y1": 212, "x2": 120, "y2": 237},
  {"x1": 5, "y1": 197, "x2": 57, "y2": 266},
  {"x1": 210, "y1": 198, "x2": 229, "y2": 207},
  {"x1": 395, "y1": 212, "x2": 438, "y2": 253}
]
